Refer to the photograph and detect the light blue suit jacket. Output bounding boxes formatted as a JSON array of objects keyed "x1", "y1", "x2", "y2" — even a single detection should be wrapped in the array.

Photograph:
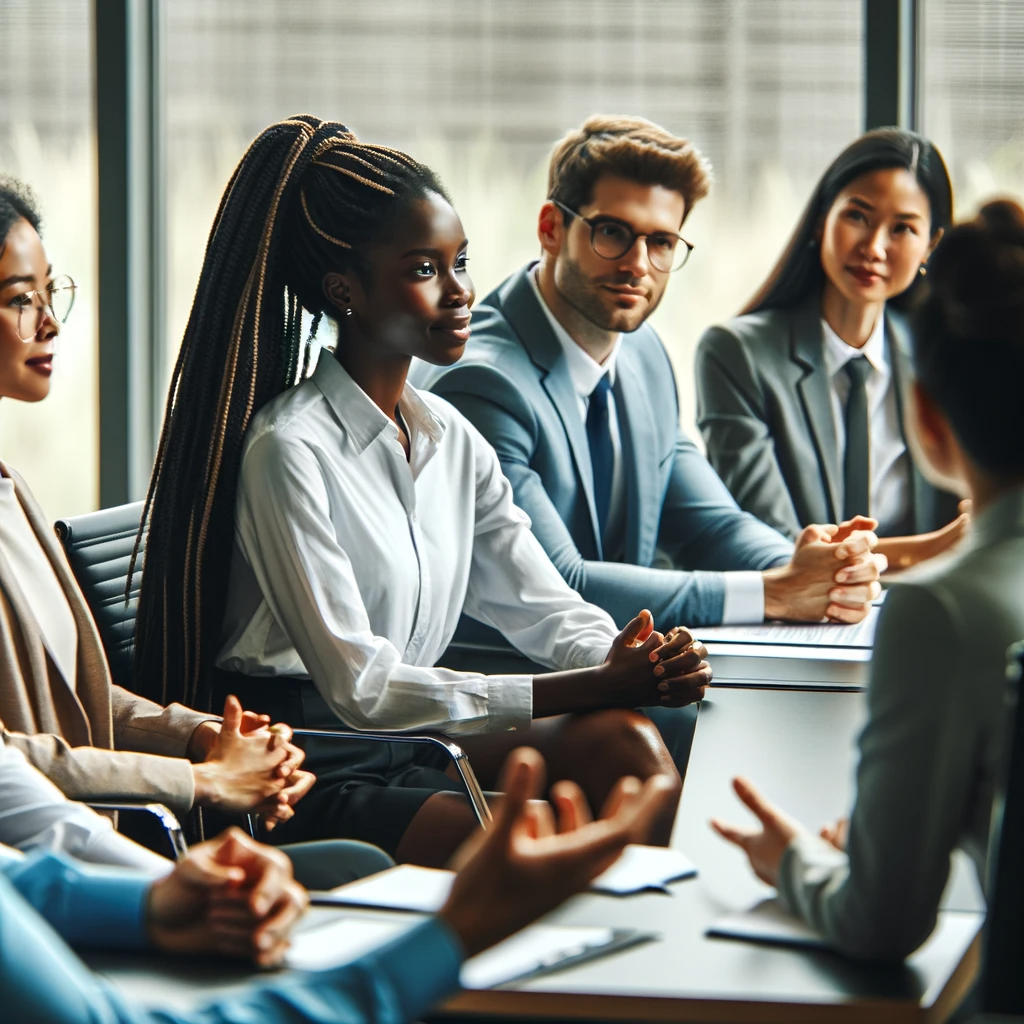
[{"x1": 414, "y1": 263, "x2": 793, "y2": 631}]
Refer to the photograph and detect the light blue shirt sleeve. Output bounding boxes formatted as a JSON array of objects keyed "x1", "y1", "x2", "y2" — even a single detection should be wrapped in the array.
[
  {"x1": 0, "y1": 867, "x2": 465, "y2": 1024},
  {"x1": 1, "y1": 847, "x2": 151, "y2": 949}
]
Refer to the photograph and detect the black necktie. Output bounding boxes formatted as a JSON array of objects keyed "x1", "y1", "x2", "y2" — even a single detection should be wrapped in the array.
[
  {"x1": 586, "y1": 376, "x2": 614, "y2": 541},
  {"x1": 843, "y1": 356, "x2": 872, "y2": 521}
]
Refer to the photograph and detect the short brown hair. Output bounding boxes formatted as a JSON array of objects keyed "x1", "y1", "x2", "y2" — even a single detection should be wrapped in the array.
[{"x1": 547, "y1": 115, "x2": 712, "y2": 223}]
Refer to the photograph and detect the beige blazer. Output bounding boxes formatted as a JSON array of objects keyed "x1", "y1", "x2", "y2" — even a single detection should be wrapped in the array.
[{"x1": 0, "y1": 461, "x2": 214, "y2": 814}]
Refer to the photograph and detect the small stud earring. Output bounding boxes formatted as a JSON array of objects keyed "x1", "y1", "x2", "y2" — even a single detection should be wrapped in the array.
[
  {"x1": 345, "y1": 307, "x2": 354, "y2": 317},
  {"x1": 919, "y1": 265, "x2": 928, "y2": 277}
]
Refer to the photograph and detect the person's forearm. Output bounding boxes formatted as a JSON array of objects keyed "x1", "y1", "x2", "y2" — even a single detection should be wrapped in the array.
[{"x1": 532, "y1": 666, "x2": 647, "y2": 717}]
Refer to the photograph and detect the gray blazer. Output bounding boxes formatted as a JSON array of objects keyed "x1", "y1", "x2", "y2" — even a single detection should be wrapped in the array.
[
  {"x1": 414, "y1": 263, "x2": 792, "y2": 630},
  {"x1": 778, "y1": 486, "x2": 1024, "y2": 960},
  {"x1": 695, "y1": 296, "x2": 960, "y2": 539}
]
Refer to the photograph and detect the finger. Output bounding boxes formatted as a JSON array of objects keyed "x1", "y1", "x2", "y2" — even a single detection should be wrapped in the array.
[
  {"x1": 617, "y1": 609, "x2": 653, "y2": 649},
  {"x1": 731, "y1": 776, "x2": 785, "y2": 828},
  {"x1": 796, "y1": 523, "x2": 833, "y2": 547},
  {"x1": 551, "y1": 779, "x2": 592, "y2": 833},
  {"x1": 608, "y1": 773, "x2": 675, "y2": 846},
  {"x1": 278, "y1": 770, "x2": 316, "y2": 805},
  {"x1": 834, "y1": 530, "x2": 879, "y2": 559},
  {"x1": 830, "y1": 515, "x2": 877, "y2": 543},
  {"x1": 833, "y1": 555, "x2": 883, "y2": 584},
  {"x1": 710, "y1": 818, "x2": 754, "y2": 848},
  {"x1": 658, "y1": 666, "x2": 712, "y2": 702},
  {"x1": 650, "y1": 628, "x2": 695, "y2": 663},
  {"x1": 652, "y1": 646, "x2": 704, "y2": 677},
  {"x1": 827, "y1": 581, "x2": 881, "y2": 608},
  {"x1": 825, "y1": 603, "x2": 870, "y2": 624},
  {"x1": 221, "y1": 695, "x2": 244, "y2": 736},
  {"x1": 493, "y1": 748, "x2": 545, "y2": 840},
  {"x1": 523, "y1": 798, "x2": 557, "y2": 839},
  {"x1": 598, "y1": 775, "x2": 641, "y2": 820}
]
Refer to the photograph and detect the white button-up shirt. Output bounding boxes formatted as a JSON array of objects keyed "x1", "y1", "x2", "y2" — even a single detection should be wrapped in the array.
[
  {"x1": 528, "y1": 269, "x2": 765, "y2": 624},
  {"x1": 217, "y1": 354, "x2": 620, "y2": 735},
  {"x1": 822, "y1": 315, "x2": 911, "y2": 535}
]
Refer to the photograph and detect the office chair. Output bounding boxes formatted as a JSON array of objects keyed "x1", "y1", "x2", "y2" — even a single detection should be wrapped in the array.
[
  {"x1": 977, "y1": 640, "x2": 1024, "y2": 1018},
  {"x1": 54, "y1": 502, "x2": 491, "y2": 846}
]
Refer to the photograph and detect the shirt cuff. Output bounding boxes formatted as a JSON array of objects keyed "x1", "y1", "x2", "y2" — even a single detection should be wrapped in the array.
[
  {"x1": 721, "y1": 572, "x2": 765, "y2": 624},
  {"x1": 483, "y1": 674, "x2": 534, "y2": 734}
]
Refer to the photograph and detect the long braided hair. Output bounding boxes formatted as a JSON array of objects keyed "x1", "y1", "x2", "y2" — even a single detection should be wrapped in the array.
[{"x1": 133, "y1": 114, "x2": 450, "y2": 709}]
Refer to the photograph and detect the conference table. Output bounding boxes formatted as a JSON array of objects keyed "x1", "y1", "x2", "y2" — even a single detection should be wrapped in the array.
[{"x1": 88, "y1": 655, "x2": 985, "y2": 1023}]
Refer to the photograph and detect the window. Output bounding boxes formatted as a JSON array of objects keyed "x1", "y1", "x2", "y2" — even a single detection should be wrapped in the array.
[
  {"x1": 0, "y1": 0, "x2": 98, "y2": 515},
  {"x1": 919, "y1": 0, "x2": 1024, "y2": 217},
  {"x1": 163, "y1": 0, "x2": 862, "y2": 436}
]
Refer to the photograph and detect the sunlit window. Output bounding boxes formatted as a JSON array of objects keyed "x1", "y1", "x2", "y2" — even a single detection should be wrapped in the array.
[
  {"x1": 0, "y1": 0, "x2": 98, "y2": 516},
  {"x1": 919, "y1": 0, "x2": 1024, "y2": 216},
  {"x1": 163, "y1": 0, "x2": 863, "y2": 436}
]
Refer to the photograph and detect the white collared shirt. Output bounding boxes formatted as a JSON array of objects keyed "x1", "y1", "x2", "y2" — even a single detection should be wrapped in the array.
[
  {"x1": 821, "y1": 315, "x2": 911, "y2": 535},
  {"x1": 528, "y1": 269, "x2": 765, "y2": 624},
  {"x1": 217, "y1": 354, "x2": 620, "y2": 735},
  {"x1": 0, "y1": 734, "x2": 169, "y2": 874}
]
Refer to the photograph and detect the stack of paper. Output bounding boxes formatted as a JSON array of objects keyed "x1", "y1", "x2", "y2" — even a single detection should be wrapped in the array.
[
  {"x1": 313, "y1": 845, "x2": 697, "y2": 913},
  {"x1": 287, "y1": 915, "x2": 648, "y2": 987},
  {"x1": 696, "y1": 609, "x2": 879, "y2": 689}
]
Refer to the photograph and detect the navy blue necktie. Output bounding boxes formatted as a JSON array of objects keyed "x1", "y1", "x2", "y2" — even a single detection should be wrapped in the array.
[{"x1": 586, "y1": 375, "x2": 614, "y2": 542}]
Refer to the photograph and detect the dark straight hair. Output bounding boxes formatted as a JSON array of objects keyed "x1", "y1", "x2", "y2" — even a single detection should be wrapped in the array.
[{"x1": 741, "y1": 128, "x2": 953, "y2": 316}]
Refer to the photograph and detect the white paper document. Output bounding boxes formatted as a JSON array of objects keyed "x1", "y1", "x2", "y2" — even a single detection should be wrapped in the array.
[
  {"x1": 287, "y1": 916, "x2": 639, "y2": 988},
  {"x1": 316, "y1": 864, "x2": 454, "y2": 912},
  {"x1": 697, "y1": 605, "x2": 880, "y2": 649},
  {"x1": 461, "y1": 924, "x2": 618, "y2": 988},
  {"x1": 706, "y1": 899, "x2": 831, "y2": 950},
  {"x1": 315, "y1": 846, "x2": 697, "y2": 913},
  {"x1": 589, "y1": 844, "x2": 696, "y2": 894}
]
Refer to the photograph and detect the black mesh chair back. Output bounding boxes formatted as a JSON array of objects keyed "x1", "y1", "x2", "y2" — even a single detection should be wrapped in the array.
[
  {"x1": 54, "y1": 501, "x2": 145, "y2": 693},
  {"x1": 980, "y1": 640, "x2": 1024, "y2": 1016}
]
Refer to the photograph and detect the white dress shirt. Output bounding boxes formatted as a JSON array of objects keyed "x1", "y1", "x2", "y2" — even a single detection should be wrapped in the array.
[
  {"x1": 822, "y1": 315, "x2": 911, "y2": 536},
  {"x1": 0, "y1": 734, "x2": 169, "y2": 874},
  {"x1": 528, "y1": 270, "x2": 765, "y2": 624},
  {"x1": 217, "y1": 354, "x2": 620, "y2": 735},
  {"x1": 0, "y1": 479, "x2": 78, "y2": 687}
]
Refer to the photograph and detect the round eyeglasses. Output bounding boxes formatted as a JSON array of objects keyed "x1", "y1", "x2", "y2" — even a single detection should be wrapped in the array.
[
  {"x1": 7, "y1": 275, "x2": 77, "y2": 341},
  {"x1": 552, "y1": 200, "x2": 694, "y2": 273}
]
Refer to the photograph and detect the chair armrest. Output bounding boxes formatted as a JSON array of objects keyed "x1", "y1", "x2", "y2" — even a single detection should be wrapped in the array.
[
  {"x1": 289, "y1": 729, "x2": 492, "y2": 828},
  {"x1": 88, "y1": 801, "x2": 188, "y2": 860}
]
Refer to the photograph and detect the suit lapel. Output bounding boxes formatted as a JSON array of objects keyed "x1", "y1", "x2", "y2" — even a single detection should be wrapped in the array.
[
  {"x1": 501, "y1": 266, "x2": 604, "y2": 556},
  {"x1": 790, "y1": 299, "x2": 842, "y2": 521},
  {"x1": 614, "y1": 340, "x2": 659, "y2": 565},
  {"x1": 0, "y1": 462, "x2": 101, "y2": 745}
]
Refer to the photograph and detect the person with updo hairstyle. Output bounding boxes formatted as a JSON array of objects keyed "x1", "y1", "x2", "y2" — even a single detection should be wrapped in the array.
[
  {"x1": 712, "y1": 199, "x2": 1024, "y2": 967},
  {"x1": 137, "y1": 115, "x2": 706, "y2": 866},
  {"x1": 697, "y1": 128, "x2": 970, "y2": 571}
]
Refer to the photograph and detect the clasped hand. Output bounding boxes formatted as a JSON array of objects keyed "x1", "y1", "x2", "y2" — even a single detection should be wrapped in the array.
[
  {"x1": 146, "y1": 827, "x2": 308, "y2": 967},
  {"x1": 190, "y1": 695, "x2": 315, "y2": 830},
  {"x1": 604, "y1": 609, "x2": 711, "y2": 708}
]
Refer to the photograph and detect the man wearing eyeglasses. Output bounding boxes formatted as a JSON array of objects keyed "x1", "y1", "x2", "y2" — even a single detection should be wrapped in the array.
[{"x1": 415, "y1": 116, "x2": 884, "y2": 671}]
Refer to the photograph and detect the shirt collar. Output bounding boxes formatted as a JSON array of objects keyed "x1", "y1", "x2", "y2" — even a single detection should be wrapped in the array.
[
  {"x1": 312, "y1": 350, "x2": 445, "y2": 456},
  {"x1": 528, "y1": 267, "x2": 621, "y2": 398},
  {"x1": 821, "y1": 313, "x2": 888, "y2": 378}
]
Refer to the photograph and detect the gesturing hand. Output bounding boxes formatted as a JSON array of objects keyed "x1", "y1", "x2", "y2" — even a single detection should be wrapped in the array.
[
  {"x1": 147, "y1": 827, "x2": 308, "y2": 966},
  {"x1": 710, "y1": 776, "x2": 807, "y2": 887},
  {"x1": 439, "y1": 747, "x2": 675, "y2": 957}
]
